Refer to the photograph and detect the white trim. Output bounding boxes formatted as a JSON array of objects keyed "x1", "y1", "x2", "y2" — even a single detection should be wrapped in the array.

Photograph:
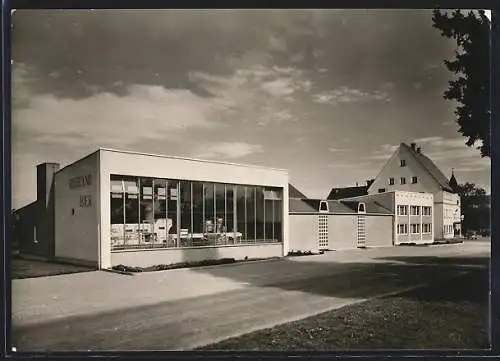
[{"x1": 99, "y1": 147, "x2": 288, "y2": 172}]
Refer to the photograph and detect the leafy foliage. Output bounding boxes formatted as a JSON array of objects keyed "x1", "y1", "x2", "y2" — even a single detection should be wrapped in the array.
[
  {"x1": 432, "y1": 10, "x2": 491, "y2": 157},
  {"x1": 455, "y1": 182, "x2": 486, "y2": 198},
  {"x1": 455, "y1": 182, "x2": 489, "y2": 234}
]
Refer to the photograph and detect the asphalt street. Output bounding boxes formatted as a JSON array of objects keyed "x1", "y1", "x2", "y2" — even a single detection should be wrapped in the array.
[{"x1": 11, "y1": 240, "x2": 490, "y2": 351}]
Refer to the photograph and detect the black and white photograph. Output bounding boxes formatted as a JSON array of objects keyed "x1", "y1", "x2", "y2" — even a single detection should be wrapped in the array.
[{"x1": 10, "y1": 8, "x2": 491, "y2": 352}]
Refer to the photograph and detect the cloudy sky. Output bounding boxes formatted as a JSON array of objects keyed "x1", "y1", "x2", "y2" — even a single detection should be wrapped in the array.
[{"x1": 11, "y1": 9, "x2": 491, "y2": 208}]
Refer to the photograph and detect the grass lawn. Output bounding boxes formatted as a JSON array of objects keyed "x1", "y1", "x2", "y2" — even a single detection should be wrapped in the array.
[
  {"x1": 200, "y1": 269, "x2": 489, "y2": 351},
  {"x1": 12, "y1": 257, "x2": 96, "y2": 279}
]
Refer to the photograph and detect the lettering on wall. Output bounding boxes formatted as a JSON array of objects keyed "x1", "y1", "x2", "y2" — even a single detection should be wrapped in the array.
[
  {"x1": 80, "y1": 195, "x2": 92, "y2": 208},
  {"x1": 69, "y1": 174, "x2": 92, "y2": 190}
]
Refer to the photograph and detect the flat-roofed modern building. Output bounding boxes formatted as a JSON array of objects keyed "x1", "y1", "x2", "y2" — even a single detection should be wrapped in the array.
[{"x1": 14, "y1": 148, "x2": 290, "y2": 269}]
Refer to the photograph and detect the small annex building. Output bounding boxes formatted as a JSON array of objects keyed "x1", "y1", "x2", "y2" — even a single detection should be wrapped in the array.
[{"x1": 289, "y1": 197, "x2": 393, "y2": 252}]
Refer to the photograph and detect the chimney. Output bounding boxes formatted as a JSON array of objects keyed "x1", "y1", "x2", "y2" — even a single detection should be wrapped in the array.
[
  {"x1": 410, "y1": 143, "x2": 416, "y2": 151},
  {"x1": 417, "y1": 147, "x2": 421, "y2": 153},
  {"x1": 36, "y1": 162, "x2": 60, "y2": 260},
  {"x1": 37, "y1": 162, "x2": 60, "y2": 208}
]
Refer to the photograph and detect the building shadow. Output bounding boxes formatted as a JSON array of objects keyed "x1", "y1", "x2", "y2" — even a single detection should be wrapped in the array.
[
  {"x1": 11, "y1": 253, "x2": 490, "y2": 352},
  {"x1": 187, "y1": 253, "x2": 490, "y2": 304}
]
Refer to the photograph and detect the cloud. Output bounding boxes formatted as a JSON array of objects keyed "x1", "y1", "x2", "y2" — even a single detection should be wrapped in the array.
[
  {"x1": 312, "y1": 86, "x2": 391, "y2": 105},
  {"x1": 268, "y1": 34, "x2": 287, "y2": 52},
  {"x1": 363, "y1": 143, "x2": 398, "y2": 160},
  {"x1": 328, "y1": 148, "x2": 345, "y2": 152},
  {"x1": 257, "y1": 109, "x2": 298, "y2": 126},
  {"x1": 413, "y1": 136, "x2": 490, "y2": 173},
  {"x1": 13, "y1": 66, "x2": 228, "y2": 151},
  {"x1": 192, "y1": 142, "x2": 264, "y2": 159},
  {"x1": 261, "y1": 78, "x2": 296, "y2": 97}
]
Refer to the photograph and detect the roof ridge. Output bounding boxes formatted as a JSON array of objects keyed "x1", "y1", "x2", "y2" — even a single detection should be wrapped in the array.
[{"x1": 402, "y1": 143, "x2": 453, "y2": 192}]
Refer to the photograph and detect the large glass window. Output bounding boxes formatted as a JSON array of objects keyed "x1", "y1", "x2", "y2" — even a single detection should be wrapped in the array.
[
  {"x1": 215, "y1": 184, "x2": 226, "y2": 236},
  {"x1": 167, "y1": 180, "x2": 179, "y2": 246},
  {"x1": 204, "y1": 183, "x2": 215, "y2": 234},
  {"x1": 236, "y1": 186, "x2": 246, "y2": 241},
  {"x1": 255, "y1": 187, "x2": 265, "y2": 241},
  {"x1": 246, "y1": 187, "x2": 256, "y2": 241},
  {"x1": 265, "y1": 199, "x2": 274, "y2": 241},
  {"x1": 110, "y1": 176, "x2": 282, "y2": 250},
  {"x1": 226, "y1": 186, "x2": 235, "y2": 236},
  {"x1": 273, "y1": 200, "x2": 282, "y2": 242},
  {"x1": 110, "y1": 177, "x2": 125, "y2": 246},
  {"x1": 180, "y1": 181, "x2": 192, "y2": 246},
  {"x1": 192, "y1": 182, "x2": 204, "y2": 235},
  {"x1": 262, "y1": 187, "x2": 283, "y2": 242},
  {"x1": 139, "y1": 178, "x2": 154, "y2": 244},
  {"x1": 154, "y1": 179, "x2": 167, "y2": 244},
  {"x1": 124, "y1": 177, "x2": 140, "y2": 245}
]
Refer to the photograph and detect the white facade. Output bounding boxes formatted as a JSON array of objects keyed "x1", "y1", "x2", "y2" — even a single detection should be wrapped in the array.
[
  {"x1": 368, "y1": 143, "x2": 461, "y2": 240},
  {"x1": 289, "y1": 214, "x2": 320, "y2": 253},
  {"x1": 53, "y1": 148, "x2": 289, "y2": 269},
  {"x1": 54, "y1": 151, "x2": 100, "y2": 266},
  {"x1": 435, "y1": 191, "x2": 461, "y2": 239},
  {"x1": 341, "y1": 190, "x2": 434, "y2": 246},
  {"x1": 394, "y1": 191, "x2": 434, "y2": 245}
]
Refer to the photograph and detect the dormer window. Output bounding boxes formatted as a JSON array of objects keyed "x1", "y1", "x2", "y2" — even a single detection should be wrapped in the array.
[
  {"x1": 319, "y1": 200, "x2": 329, "y2": 212},
  {"x1": 400, "y1": 160, "x2": 406, "y2": 167},
  {"x1": 358, "y1": 202, "x2": 366, "y2": 213},
  {"x1": 389, "y1": 177, "x2": 395, "y2": 185}
]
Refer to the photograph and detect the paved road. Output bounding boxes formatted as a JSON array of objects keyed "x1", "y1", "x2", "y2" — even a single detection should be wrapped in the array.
[{"x1": 11, "y1": 240, "x2": 490, "y2": 351}]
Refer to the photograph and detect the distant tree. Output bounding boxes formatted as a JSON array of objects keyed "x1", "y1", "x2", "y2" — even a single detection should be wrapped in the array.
[
  {"x1": 456, "y1": 182, "x2": 486, "y2": 199},
  {"x1": 432, "y1": 9, "x2": 491, "y2": 157},
  {"x1": 456, "y1": 182, "x2": 489, "y2": 234}
]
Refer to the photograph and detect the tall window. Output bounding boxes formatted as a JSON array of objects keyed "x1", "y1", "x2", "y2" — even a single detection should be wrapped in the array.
[
  {"x1": 180, "y1": 181, "x2": 192, "y2": 244},
  {"x1": 226, "y1": 186, "x2": 235, "y2": 235},
  {"x1": 204, "y1": 183, "x2": 215, "y2": 233},
  {"x1": 124, "y1": 177, "x2": 140, "y2": 245},
  {"x1": 255, "y1": 187, "x2": 265, "y2": 241},
  {"x1": 265, "y1": 198, "x2": 274, "y2": 241},
  {"x1": 397, "y1": 224, "x2": 408, "y2": 234},
  {"x1": 192, "y1": 182, "x2": 204, "y2": 235},
  {"x1": 400, "y1": 160, "x2": 406, "y2": 167},
  {"x1": 273, "y1": 197, "x2": 282, "y2": 242},
  {"x1": 139, "y1": 178, "x2": 154, "y2": 243},
  {"x1": 246, "y1": 187, "x2": 256, "y2": 240},
  {"x1": 154, "y1": 179, "x2": 167, "y2": 243},
  {"x1": 167, "y1": 180, "x2": 179, "y2": 244},
  {"x1": 215, "y1": 184, "x2": 226, "y2": 235},
  {"x1": 389, "y1": 178, "x2": 395, "y2": 185},
  {"x1": 410, "y1": 206, "x2": 420, "y2": 216},
  {"x1": 397, "y1": 205, "x2": 408, "y2": 216},
  {"x1": 410, "y1": 223, "x2": 420, "y2": 234},
  {"x1": 423, "y1": 223, "x2": 432, "y2": 233},
  {"x1": 110, "y1": 177, "x2": 125, "y2": 245},
  {"x1": 236, "y1": 186, "x2": 247, "y2": 240},
  {"x1": 412, "y1": 176, "x2": 418, "y2": 184},
  {"x1": 422, "y1": 206, "x2": 432, "y2": 216},
  {"x1": 400, "y1": 177, "x2": 406, "y2": 185}
]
